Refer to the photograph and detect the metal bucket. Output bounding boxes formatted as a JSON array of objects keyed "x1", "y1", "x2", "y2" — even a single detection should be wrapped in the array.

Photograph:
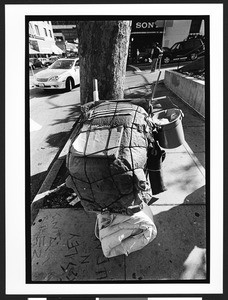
[{"x1": 152, "y1": 108, "x2": 185, "y2": 149}]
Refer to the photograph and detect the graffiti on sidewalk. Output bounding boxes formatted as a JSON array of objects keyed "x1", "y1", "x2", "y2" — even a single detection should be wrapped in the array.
[{"x1": 31, "y1": 209, "x2": 124, "y2": 281}]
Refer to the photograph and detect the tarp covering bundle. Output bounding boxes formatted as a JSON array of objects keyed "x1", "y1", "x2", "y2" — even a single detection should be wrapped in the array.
[
  {"x1": 66, "y1": 101, "x2": 154, "y2": 215},
  {"x1": 95, "y1": 201, "x2": 157, "y2": 257}
]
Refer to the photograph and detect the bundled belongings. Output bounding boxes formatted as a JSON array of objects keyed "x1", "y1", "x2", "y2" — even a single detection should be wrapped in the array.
[
  {"x1": 66, "y1": 101, "x2": 154, "y2": 215},
  {"x1": 95, "y1": 201, "x2": 157, "y2": 258},
  {"x1": 65, "y1": 100, "x2": 167, "y2": 257}
]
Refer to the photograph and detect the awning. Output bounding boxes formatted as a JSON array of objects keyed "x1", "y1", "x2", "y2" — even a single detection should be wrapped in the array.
[
  {"x1": 51, "y1": 44, "x2": 63, "y2": 54},
  {"x1": 66, "y1": 42, "x2": 78, "y2": 52},
  {"x1": 30, "y1": 38, "x2": 63, "y2": 54},
  {"x1": 29, "y1": 48, "x2": 39, "y2": 54},
  {"x1": 37, "y1": 40, "x2": 53, "y2": 54}
]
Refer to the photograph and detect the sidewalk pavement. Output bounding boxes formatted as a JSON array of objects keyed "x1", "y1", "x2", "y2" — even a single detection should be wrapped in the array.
[{"x1": 31, "y1": 66, "x2": 206, "y2": 281}]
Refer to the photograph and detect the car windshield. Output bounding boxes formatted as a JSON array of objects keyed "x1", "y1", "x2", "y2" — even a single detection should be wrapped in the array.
[
  {"x1": 49, "y1": 59, "x2": 74, "y2": 69},
  {"x1": 171, "y1": 43, "x2": 182, "y2": 50}
]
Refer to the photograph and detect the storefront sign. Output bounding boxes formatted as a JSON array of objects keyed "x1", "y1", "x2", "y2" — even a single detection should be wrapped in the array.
[
  {"x1": 132, "y1": 20, "x2": 164, "y2": 33},
  {"x1": 136, "y1": 22, "x2": 156, "y2": 29}
]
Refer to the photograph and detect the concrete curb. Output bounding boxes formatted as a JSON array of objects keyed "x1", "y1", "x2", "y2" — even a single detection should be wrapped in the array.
[
  {"x1": 31, "y1": 158, "x2": 65, "y2": 224},
  {"x1": 183, "y1": 141, "x2": 205, "y2": 177},
  {"x1": 30, "y1": 117, "x2": 80, "y2": 224}
]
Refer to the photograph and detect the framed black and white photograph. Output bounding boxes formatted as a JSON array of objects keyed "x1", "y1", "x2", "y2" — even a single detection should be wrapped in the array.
[
  {"x1": 4, "y1": 2, "x2": 225, "y2": 299},
  {"x1": 28, "y1": 15, "x2": 208, "y2": 283}
]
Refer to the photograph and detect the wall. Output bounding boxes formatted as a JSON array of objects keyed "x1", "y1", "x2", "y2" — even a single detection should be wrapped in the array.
[
  {"x1": 162, "y1": 20, "x2": 192, "y2": 48},
  {"x1": 29, "y1": 21, "x2": 56, "y2": 55},
  {"x1": 29, "y1": 21, "x2": 55, "y2": 42},
  {"x1": 164, "y1": 70, "x2": 205, "y2": 117}
]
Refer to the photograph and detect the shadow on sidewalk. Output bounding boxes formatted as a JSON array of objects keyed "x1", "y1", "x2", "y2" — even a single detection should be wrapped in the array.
[
  {"x1": 31, "y1": 185, "x2": 206, "y2": 281},
  {"x1": 127, "y1": 185, "x2": 206, "y2": 280},
  {"x1": 46, "y1": 131, "x2": 71, "y2": 150},
  {"x1": 30, "y1": 104, "x2": 81, "y2": 202},
  {"x1": 49, "y1": 103, "x2": 81, "y2": 126},
  {"x1": 29, "y1": 88, "x2": 66, "y2": 100},
  {"x1": 29, "y1": 84, "x2": 80, "y2": 100}
]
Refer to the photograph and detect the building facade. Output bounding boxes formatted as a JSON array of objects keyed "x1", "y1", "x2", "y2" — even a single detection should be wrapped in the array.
[
  {"x1": 162, "y1": 19, "x2": 205, "y2": 48},
  {"x1": 29, "y1": 19, "x2": 205, "y2": 61},
  {"x1": 29, "y1": 21, "x2": 62, "y2": 57},
  {"x1": 51, "y1": 21, "x2": 78, "y2": 56},
  {"x1": 129, "y1": 18, "x2": 205, "y2": 63},
  {"x1": 129, "y1": 19, "x2": 165, "y2": 62}
]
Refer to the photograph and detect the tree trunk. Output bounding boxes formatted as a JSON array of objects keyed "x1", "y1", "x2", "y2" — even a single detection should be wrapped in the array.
[{"x1": 76, "y1": 21, "x2": 132, "y2": 104}]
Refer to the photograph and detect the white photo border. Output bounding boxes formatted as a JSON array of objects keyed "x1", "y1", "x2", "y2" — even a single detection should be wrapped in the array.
[{"x1": 5, "y1": 3, "x2": 223, "y2": 296}]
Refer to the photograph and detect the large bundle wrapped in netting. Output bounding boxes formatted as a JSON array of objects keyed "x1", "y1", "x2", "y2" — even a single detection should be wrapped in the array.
[{"x1": 66, "y1": 101, "x2": 154, "y2": 215}]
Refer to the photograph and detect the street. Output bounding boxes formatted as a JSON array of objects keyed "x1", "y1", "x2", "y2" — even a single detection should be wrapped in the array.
[{"x1": 30, "y1": 68, "x2": 81, "y2": 200}]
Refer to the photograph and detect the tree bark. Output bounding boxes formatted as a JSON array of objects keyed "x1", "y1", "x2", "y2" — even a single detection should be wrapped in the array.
[{"x1": 76, "y1": 21, "x2": 132, "y2": 104}]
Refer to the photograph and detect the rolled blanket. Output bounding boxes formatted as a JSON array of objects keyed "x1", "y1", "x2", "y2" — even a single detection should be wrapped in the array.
[{"x1": 95, "y1": 202, "x2": 157, "y2": 258}]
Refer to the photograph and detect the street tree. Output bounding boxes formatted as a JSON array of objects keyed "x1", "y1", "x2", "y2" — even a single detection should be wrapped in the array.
[{"x1": 76, "y1": 20, "x2": 132, "y2": 104}]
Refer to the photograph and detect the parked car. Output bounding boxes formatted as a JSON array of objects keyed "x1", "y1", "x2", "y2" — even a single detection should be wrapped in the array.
[
  {"x1": 137, "y1": 50, "x2": 151, "y2": 63},
  {"x1": 38, "y1": 57, "x2": 51, "y2": 67},
  {"x1": 47, "y1": 55, "x2": 59, "y2": 65},
  {"x1": 42, "y1": 55, "x2": 60, "y2": 67},
  {"x1": 33, "y1": 58, "x2": 80, "y2": 91},
  {"x1": 29, "y1": 58, "x2": 43, "y2": 69},
  {"x1": 162, "y1": 37, "x2": 205, "y2": 64}
]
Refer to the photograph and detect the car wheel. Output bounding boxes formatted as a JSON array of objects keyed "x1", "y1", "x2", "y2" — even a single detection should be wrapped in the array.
[
  {"x1": 190, "y1": 53, "x2": 198, "y2": 61},
  {"x1": 163, "y1": 56, "x2": 171, "y2": 64},
  {"x1": 65, "y1": 77, "x2": 74, "y2": 92}
]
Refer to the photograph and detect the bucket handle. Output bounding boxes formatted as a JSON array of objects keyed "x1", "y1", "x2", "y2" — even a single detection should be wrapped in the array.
[
  {"x1": 152, "y1": 109, "x2": 184, "y2": 134},
  {"x1": 165, "y1": 96, "x2": 184, "y2": 118},
  {"x1": 171, "y1": 107, "x2": 184, "y2": 118}
]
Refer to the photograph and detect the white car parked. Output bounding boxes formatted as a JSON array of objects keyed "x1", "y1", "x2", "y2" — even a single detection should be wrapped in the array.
[{"x1": 33, "y1": 58, "x2": 80, "y2": 91}]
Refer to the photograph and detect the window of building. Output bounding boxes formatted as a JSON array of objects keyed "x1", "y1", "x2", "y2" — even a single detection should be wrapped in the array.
[
  {"x1": 52, "y1": 20, "x2": 76, "y2": 25},
  {"x1": 44, "y1": 28, "x2": 47, "y2": 36},
  {"x1": 29, "y1": 23, "x2": 34, "y2": 36},
  {"x1": 190, "y1": 19, "x2": 202, "y2": 34},
  {"x1": 49, "y1": 30, "x2": 52, "y2": 38},
  {"x1": 34, "y1": 25, "x2": 40, "y2": 36}
]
